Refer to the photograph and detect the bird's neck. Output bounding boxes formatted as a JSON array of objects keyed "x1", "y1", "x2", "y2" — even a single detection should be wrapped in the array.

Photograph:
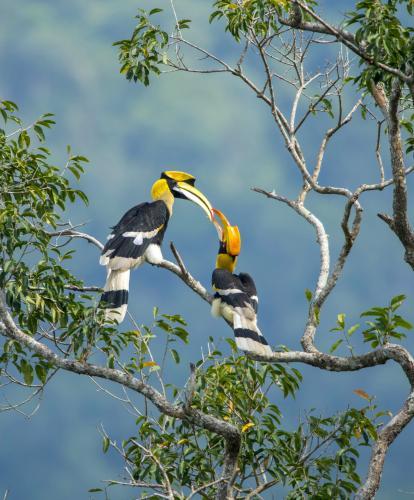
[
  {"x1": 216, "y1": 253, "x2": 237, "y2": 273},
  {"x1": 156, "y1": 191, "x2": 174, "y2": 215},
  {"x1": 151, "y1": 179, "x2": 174, "y2": 215}
]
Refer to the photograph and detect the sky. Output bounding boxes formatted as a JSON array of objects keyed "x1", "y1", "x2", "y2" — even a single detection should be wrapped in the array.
[{"x1": 0, "y1": 0, "x2": 414, "y2": 498}]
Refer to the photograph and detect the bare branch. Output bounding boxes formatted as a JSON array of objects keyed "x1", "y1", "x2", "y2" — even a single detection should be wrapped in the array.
[
  {"x1": 184, "y1": 363, "x2": 196, "y2": 412},
  {"x1": 64, "y1": 285, "x2": 102, "y2": 292},
  {"x1": 216, "y1": 438, "x2": 240, "y2": 500},
  {"x1": 0, "y1": 290, "x2": 241, "y2": 491},
  {"x1": 187, "y1": 477, "x2": 230, "y2": 499},
  {"x1": 375, "y1": 120, "x2": 386, "y2": 182},
  {"x1": 252, "y1": 189, "x2": 330, "y2": 302},
  {"x1": 130, "y1": 439, "x2": 176, "y2": 500},
  {"x1": 47, "y1": 229, "x2": 104, "y2": 251},
  {"x1": 155, "y1": 244, "x2": 212, "y2": 304},
  {"x1": 294, "y1": 79, "x2": 334, "y2": 134}
]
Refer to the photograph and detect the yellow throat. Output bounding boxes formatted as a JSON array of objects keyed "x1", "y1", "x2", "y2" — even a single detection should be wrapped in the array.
[
  {"x1": 151, "y1": 179, "x2": 174, "y2": 214},
  {"x1": 216, "y1": 253, "x2": 238, "y2": 273}
]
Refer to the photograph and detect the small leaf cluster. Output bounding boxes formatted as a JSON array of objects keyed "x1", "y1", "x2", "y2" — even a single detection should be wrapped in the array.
[
  {"x1": 361, "y1": 294, "x2": 412, "y2": 348},
  {"x1": 329, "y1": 313, "x2": 359, "y2": 355},
  {"x1": 330, "y1": 295, "x2": 412, "y2": 353},
  {"x1": 400, "y1": 114, "x2": 414, "y2": 157},
  {"x1": 113, "y1": 9, "x2": 169, "y2": 86},
  {"x1": 209, "y1": 0, "x2": 288, "y2": 41},
  {"x1": 346, "y1": 1, "x2": 414, "y2": 90},
  {"x1": 103, "y1": 311, "x2": 190, "y2": 375},
  {"x1": 284, "y1": 402, "x2": 381, "y2": 499}
]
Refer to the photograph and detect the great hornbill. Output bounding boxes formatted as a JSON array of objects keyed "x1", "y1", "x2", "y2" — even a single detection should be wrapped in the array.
[
  {"x1": 211, "y1": 209, "x2": 272, "y2": 357},
  {"x1": 99, "y1": 171, "x2": 213, "y2": 323}
]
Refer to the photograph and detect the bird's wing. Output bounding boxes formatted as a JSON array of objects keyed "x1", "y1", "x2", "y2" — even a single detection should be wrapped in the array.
[
  {"x1": 100, "y1": 200, "x2": 169, "y2": 270},
  {"x1": 238, "y1": 272, "x2": 259, "y2": 313},
  {"x1": 212, "y1": 269, "x2": 272, "y2": 357},
  {"x1": 212, "y1": 269, "x2": 251, "y2": 308}
]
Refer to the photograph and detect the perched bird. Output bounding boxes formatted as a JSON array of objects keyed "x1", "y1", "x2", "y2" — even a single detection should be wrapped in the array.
[
  {"x1": 99, "y1": 171, "x2": 213, "y2": 323},
  {"x1": 211, "y1": 209, "x2": 272, "y2": 357}
]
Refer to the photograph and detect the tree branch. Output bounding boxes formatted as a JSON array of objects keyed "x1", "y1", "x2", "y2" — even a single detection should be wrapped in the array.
[
  {"x1": 372, "y1": 80, "x2": 414, "y2": 269},
  {"x1": 356, "y1": 391, "x2": 414, "y2": 499},
  {"x1": 282, "y1": 1, "x2": 410, "y2": 83},
  {"x1": 156, "y1": 243, "x2": 212, "y2": 304},
  {"x1": 0, "y1": 291, "x2": 239, "y2": 440},
  {"x1": 47, "y1": 229, "x2": 104, "y2": 251}
]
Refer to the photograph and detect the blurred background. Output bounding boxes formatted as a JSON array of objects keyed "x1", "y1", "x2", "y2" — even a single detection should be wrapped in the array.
[{"x1": 0, "y1": 0, "x2": 413, "y2": 498}]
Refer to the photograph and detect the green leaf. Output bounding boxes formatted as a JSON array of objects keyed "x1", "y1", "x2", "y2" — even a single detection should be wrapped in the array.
[
  {"x1": 177, "y1": 19, "x2": 192, "y2": 29},
  {"x1": 329, "y1": 338, "x2": 343, "y2": 354},
  {"x1": 170, "y1": 348, "x2": 180, "y2": 364},
  {"x1": 391, "y1": 294, "x2": 406, "y2": 309},
  {"x1": 35, "y1": 364, "x2": 47, "y2": 384},
  {"x1": 347, "y1": 324, "x2": 360, "y2": 336},
  {"x1": 337, "y1": 313, "x2": 346, "y2": 329},
  {"x1": 393, "y1": 316, "x2": 412, "y2": 330},
  {"x1": 21, "y1": 361, "x2": 34, "y2": 385},
  {"x1": 103, "y1": 436, "x2": 110, "y2": 453}
]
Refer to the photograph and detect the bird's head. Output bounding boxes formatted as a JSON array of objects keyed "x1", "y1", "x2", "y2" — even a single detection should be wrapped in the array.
[
  {"x1": 212, "y1": 208, "x2": 241, "y2": 273},
  {"x1": 151, "y1": 171, "x2": 213, "y2": 220}
]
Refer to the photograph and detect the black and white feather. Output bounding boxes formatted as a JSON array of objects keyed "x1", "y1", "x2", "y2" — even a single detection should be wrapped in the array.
[
  {"x1": 211, "y1": 269, "x2": 272, "y2": 357},
  {"x1": 99, "y1": 201, "x2": 169, "y2": 323}
]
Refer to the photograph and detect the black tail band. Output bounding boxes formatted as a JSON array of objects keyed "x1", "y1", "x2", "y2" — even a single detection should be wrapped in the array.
[
  {"x1": 100, "y1": 290, "x2": 128, "y2": 309},
  {"x1": 234, "y1": 328, "x2": 269, "y2": 346}
]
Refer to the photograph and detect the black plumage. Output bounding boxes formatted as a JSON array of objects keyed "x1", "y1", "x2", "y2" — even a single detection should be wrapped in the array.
[
  {"x1": 211, "y1": 268, "x2": 271, "y2": 356},
  {"x1": 210, "y1": 208, "x2": 272, "y2": 357},
  {"x1": 99, "y1": 201, "x2": 169, "y2": 323},
  {"x1": 101, "y1": 201, "x2": 169, "y2": 264},
  {"x1": 99, "y1": 171, "x2": 213, "y2": 324}
]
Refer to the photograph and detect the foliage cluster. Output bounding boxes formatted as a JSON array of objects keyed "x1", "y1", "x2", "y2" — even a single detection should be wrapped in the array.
[{"x1": 100, "y1": 337, "x2": 384, "y2": 499}]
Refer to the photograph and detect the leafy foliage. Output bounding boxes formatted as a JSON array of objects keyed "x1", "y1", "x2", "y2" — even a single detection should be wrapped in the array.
[
  {"x1": 0, "y1": 100, "x2": 97, "y2": 382},
  {"x1": 113, "y1": 9, "x2": 169, "y2": 86},
  {"x1": 100, "y1": 336, "x2": 384, "y2": 498},
  {"x1": 329, "y1": 313, "x2": 359, "y2": 355},
  {"x1": 209, "y1": 0, "x2": 286, "y2": 41},
  {"x1": 330, "y1": 295, "x2": 412, "y2": 352},
  {"x1": 361, "y1": 294, "x2": 412, "y2": 348},
  {"x1": 346, "y1": 0, "x2": 414, "y2": 91}
]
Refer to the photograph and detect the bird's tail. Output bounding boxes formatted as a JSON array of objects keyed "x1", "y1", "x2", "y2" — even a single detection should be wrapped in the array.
[
  {"x1": 99, "y1": 269, "x2": 130, "y2": 324},
  {"x1": 233, "y1": 310, "x2": 273, "y2": 357}
]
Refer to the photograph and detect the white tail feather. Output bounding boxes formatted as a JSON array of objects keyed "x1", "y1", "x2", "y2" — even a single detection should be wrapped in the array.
[
  {"x1": 101, "y1": 269, "x2": 130, "y2": 324},
  {"x1": 233, "y1": 311, "x2": 273, "y2": 357},
  {"x1": 104, "y1": 269, "x2": 130, "y2": 292}
]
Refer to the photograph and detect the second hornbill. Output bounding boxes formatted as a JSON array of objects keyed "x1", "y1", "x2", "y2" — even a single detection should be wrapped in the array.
[
  {"x1": 211, "y1": 209, "x2": 272, "y2": 357},
  {"x1": 99, "y1": 171, "x2": 213, "y2": 323}
]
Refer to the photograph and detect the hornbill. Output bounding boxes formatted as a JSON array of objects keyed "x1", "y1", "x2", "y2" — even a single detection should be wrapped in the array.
[
  {"x1": 211, "y1": 209, "x2": 272, "y2": 357},
  {"x1": 99, "y1": 171, "x2": 213, "y2": 323}
]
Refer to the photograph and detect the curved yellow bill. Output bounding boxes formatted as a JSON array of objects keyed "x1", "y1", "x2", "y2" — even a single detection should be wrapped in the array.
[
  {"x1": 163, "y1": 171, "x2": 196, "y2": 184},
  {"x1": 212, "y1": 208, "x2": 241, "y2": 256},
  {"x1": 226, "y1": 225, "x2": 241, "y2": 256},
  {"x1": 174, "y1": 181, "x2": 214, "y2": 221}
]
